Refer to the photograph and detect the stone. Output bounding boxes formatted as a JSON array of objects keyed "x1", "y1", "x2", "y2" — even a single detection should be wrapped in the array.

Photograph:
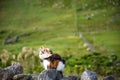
[
  {"x1": 13, "y1": 74, "x2": 34, "y2": 80},
  {"x1": 2, "y1": 33, "x2": 19, "y2": 45},
  {"x1": 38, "y1": 69, "x2": 63, "y2": 80},
  {"x1": 81, "y1": 70, "x2": 98, "y2": 80},
  {"x1": 13, "y1": 73, "x2": 38, "y2": 80},
  {"x1": 61, "y1": 76, "x2": 80, "y2": 80},
  {"x1": 109, "y1": 19, "x2": 116, "y2": 24},
  {"x1": 0, "y1": 63, "x2": 101, "y2": 80},
  {"x1": 31, "y1": 74, "x2": 38, "y2": 80},
  {"x1": 0, "y1": 62, "x2": 23, "y2": 80},
  {"x1": 86, "y1": 15, "x2": 91, "y2": 20},
  {"x1": 2, "y1": 34, "x2": 11, "y2": 45},
  {"x1": 4, "y1": 62, "x2": 23, "y2": 74},
  {"x1": 61, "y1": 77, "x2": 72, "y2": 80},
  {"x1": 12, "y1": 36, "x2": 19, "y2": 43},
  {"x1": 103, "y1": 75, "x2": 115, "y2": 80},
  {"x1": 83, "y1": 42, "x2": 89, "y2": 47},
  {"x1": 68, "y1": 76, "x2": 80, "y2": 80}
]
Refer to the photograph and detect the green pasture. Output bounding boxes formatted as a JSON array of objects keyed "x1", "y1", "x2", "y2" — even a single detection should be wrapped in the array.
[{"x1": 0, "y1": 0, "x2": 120, "y2": 77}]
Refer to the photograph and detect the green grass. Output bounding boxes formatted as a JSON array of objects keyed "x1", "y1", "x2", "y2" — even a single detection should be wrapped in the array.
[
  {"x1": 0, "y1": 0, "x2": 120, "y2": 77},
  {"x1": 84, "y1": 31, "x2": 120, "y2": 57},
  {"x1": 0, "y1": 0, "x2": 76, "y2": 53}
]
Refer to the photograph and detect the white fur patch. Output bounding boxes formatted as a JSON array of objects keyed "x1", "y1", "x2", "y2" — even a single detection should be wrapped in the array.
[
  {"x1": 43, "y1": 60, "x2": 50, "y2": 70},
  {"x1": 57, "y1": 61, "x2": 65, "y2": 71},
  {"x1": 39, "y1": 52, "x2": 52, "y2": 60}
]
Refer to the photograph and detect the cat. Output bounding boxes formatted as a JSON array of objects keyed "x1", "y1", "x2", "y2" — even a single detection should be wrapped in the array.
[{"x1": 39, "y1": 47, "x2": 65, "y2": 71}]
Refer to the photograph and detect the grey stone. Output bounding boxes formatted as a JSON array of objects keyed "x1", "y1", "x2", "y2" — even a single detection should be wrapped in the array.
[
  {"x1": 2, "y1": 34, "x2": 19, "y2": 45},
  {"x1": 13, "y1": 74, "x2": 33, "y2": 80},
  {"x1": 2, "y1": 33, "x2": 11, "y2": 45},
  {"x1": 61, "y1": 76, "x2": 80, "y2": 80},
  {"x1": 81, "y1": 70, "x2": 98, "y2": 80},
  {"x1": 13, "y1": 74, "x2": 38, "y2": 80},
  {"x1": 103, "y1": 75, "x2": 115, "y2": 80},
  {"x1": 86, "y1": 16, "x2": 91, "y2": 20},
  {"x1": 110, "y1": 19, "x2": 116, "y2": 24},
  {"x1": 68, "y1": 76, "x2": 80, "y2": 80},
  {"x1": 61, "y1": 77, "x2": 72, "y2": 80},
  {"x1": 31, "y1": 74, "x2": 38, "y2": 80},
  {"x1": 38, "y1": 69, "x2": 63, "y2": 80},
  {"x1": 0, "y1": 62, "x2": 23, "y2": 80},
  {"x1": 4, "y1": 62, "x2": 23, "y2": 74},
  {"x1": 0, "y1": 63, "x2": 101, "y2": 80},
  {"x1": 12, "y1": 36, "x2": 19, "y2": 43}
]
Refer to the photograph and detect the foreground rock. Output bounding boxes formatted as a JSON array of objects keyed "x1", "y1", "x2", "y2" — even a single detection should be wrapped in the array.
[
  {"x1": 38, "y1": 69, "x2": 63, "y2": 80},
  {"x1": 103, "y1": 75, "x2": 115, "y2": 80},
  {"x1": 0, "y1": 63, "x2": 80, "y2": 80},
  {"x1": 1, "y1": 62, "x2": 115, "y2": 80},
  {"x1": 63, "y1": 76, "x2": 80, "y2": 80},
  {"x1": 13, "y1": 74, "x2": 38, "y2": 80},
  {"x1": 81, "y1": 70, "x2": 98, "y2": 80},
  {"x1": 0, "y1": 62, "x2": 23, "y2": 80},
  {"x1": 38, "y1": 69, "x2": 80, "y2": 80}
]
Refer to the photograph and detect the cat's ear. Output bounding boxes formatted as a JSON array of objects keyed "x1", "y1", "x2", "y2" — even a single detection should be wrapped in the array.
[
  {"x1": 38, "y1": 47, "x2": 43, "y2": 53},
  {"x1": 39, "y1": 46, "x2": 45, "y2": 51},
  {"x1": 46, "y1": 48, "x2": 53, "y2": 54}
]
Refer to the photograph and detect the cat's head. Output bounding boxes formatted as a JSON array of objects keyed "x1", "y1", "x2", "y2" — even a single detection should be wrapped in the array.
[{"x1": 39, "y1": 46, "x2": 53, "y2": 60}]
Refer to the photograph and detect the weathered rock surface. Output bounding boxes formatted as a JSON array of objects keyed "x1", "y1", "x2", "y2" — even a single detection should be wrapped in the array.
[
  {"x1": 2, "y1": 33, "x2": 11, "y2": 45},
  {"x1": 103, "y1": 75, "x2": 115, "y2": 80},
  {"x1": 81, "y1": 70, "x2": 98, "y2": 80},
  {"x1": 2, "y1": 32, "x2": 30, "y2": 45},
  {"x1": 62, "y1": 76, "x2": 80, "y2": 80},
  {"x1": 13, "y1": 74, "x2": 38, "y2": 80},
  {"x1": 38, "y1": 69, "x2": 63, "y2": 80},
  {"x1": 13, "y1": 74, "x2": 32, "y2": 80},
  {"x1": 0, "y1": 62, "x2": 23, "y2": 80},
  {"x1": 2, "y1": 34, "x2": 19, "y2": 45},
  {"x1": 1, "y1": 62, "x2": 116, "y2": 80},
  {"x1": 68, "y1": 76, "x2": 80, "y2": 80}
]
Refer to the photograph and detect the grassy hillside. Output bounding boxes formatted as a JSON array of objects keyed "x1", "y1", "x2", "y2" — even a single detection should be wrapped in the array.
[
  {"x1": 0, "y1": 0, "x2": 120, "y2": 78},
  {"x1": 76, "y1": 0, "x2": 120, "y2": 57},
  {"x1": 0, "y1": 0, "x2": 76, "y2": 53}
]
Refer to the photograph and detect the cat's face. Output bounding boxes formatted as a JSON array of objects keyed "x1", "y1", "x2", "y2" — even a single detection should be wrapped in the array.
[{"x1": 39, "y1": 47, "x2": 52, "y2": 60}]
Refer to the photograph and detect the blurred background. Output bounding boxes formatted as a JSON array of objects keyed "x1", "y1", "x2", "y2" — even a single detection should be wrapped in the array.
[{"x1": 0, "y1": 0, "x2": 120, "y2": 79}]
